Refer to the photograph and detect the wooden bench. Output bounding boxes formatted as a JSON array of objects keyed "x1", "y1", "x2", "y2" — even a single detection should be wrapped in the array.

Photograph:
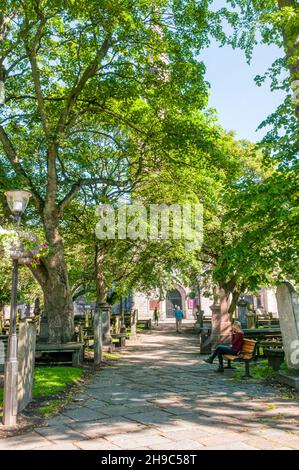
[
  {"x1": 242, "y1": 328, "x2": 281, "y2": 358},
  {"x1": 35, "y1": 342, "x2": 84, "y2": 366},
  {"x1": 223, "y1": 339, "x2": 257, "y2": 378}
]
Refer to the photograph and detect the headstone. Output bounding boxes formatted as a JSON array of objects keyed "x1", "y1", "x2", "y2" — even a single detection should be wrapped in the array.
[
  {"x1": 17, "y1": 319, "x2": 37, "y2": 412},
  {"x1": 38, "y1": 313, "x2": 49, "y2": 343},
  {"x1": 115, "y1": 315, "x2": 121, "y2": 334},
  {"x1": 99, "y1": 302, "x2": 112, "y2": 345},
  {"x1": 276, "y1": 283, "x2": 299, "y2": 371},
  {"x1": 33, "y1": 297, "x2": 41, "y2": 316},
  {"x1": 246, "y1": 311, "x2": 256, "y2": 329},
  {"x1": 237, "y1": 298, "x2": 248, "y2": 329},
  {"x1": 210, "y1": 289, "x2": 232, "y2": 347},
  {"x1": 194, "y1": 309, "x2": 204, "y2": 334},
  {"x1": 93, "y1": 305, "x2": 103, "y2": 365},
  {"x1": 130, "y1": 309, "x2": 138, "y2": 340}
]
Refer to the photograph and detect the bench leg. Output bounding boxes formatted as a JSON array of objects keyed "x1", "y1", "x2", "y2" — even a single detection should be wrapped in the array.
[
  {"x1": 72, "y1": 349, "x2": 83, "y2": 367},
  {"x1": 242, "y1": 360, "x2": 252, "y2": 378},
  {"x1": 224, "y1": 359, "x2": 237, "y2": 370}
]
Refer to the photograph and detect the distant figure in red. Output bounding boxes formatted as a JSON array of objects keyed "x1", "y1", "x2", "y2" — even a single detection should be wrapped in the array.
[{"x1": 204, "y1": 321, "x2": 244, "y2": 373}]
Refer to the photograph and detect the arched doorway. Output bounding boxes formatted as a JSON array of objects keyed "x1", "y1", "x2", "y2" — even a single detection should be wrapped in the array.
[{"x1": 166, "y1": 289, "x2": 182, "y2": 318}]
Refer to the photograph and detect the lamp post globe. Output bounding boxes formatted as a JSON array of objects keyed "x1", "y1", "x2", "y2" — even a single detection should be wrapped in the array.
[
  {"x1": 2, "y1": 189, "x2": 31, "y2": 427},
  {"x1": 4, "y1": 190, "x2": 32, "y2": 219}
]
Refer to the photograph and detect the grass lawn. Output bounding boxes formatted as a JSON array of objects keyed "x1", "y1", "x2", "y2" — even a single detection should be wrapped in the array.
[
  {"x1": 33, "y1": 366, "x2": 84, "y2": 397},
  {"x1": 0, "y1": 366, "x2": 84, "y2": 417}
]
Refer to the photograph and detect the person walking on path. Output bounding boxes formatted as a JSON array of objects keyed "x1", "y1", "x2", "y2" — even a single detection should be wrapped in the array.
[
  {"x1": 204, "y1": 321, "x2": 244, "y2": 373},
  {"x1": 153, "y1": 307, "x2": 160, "y2": 326},
  {"x1": 174, "y1": 305, "x2": 184, "y2": 333}
]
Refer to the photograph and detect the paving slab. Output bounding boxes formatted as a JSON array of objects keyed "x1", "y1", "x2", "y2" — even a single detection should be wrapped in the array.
[
  {"x1": 0, "y1": 432, "x2": 50, "y2": 450},
  {"x1": 35, "y1": 425, "x2": 86, "y2": 443},
  {"x1": 1, "y1": 323, "x2": 299, "y2": 450}
]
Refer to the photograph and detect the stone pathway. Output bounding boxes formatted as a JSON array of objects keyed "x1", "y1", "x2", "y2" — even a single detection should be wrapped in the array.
[{"x1": 1, "y1": 324, "x2": 299, "y2": 450}]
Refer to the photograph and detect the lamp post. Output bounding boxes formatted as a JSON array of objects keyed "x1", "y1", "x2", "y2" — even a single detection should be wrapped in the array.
[{"x1": 3, "y1": 190, "x2": 31, "y2": 426}]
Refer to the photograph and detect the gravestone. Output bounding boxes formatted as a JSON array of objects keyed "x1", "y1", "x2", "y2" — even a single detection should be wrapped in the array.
[
  {"x1": 210, "y1": 289, "x2": 232, "y2": 348},
  {"x1": 38, "y1": 311, "x2": 49, "y2": 343},
  {"x1": 93, "y1": 305, "x2": 103, "y2": 365},
  {"x1": 276, "y1": 283, "x2": 299, "y2": 371},
  {"x1": 17, "y1": 319, "x2": 37, "y2": 412},
  {"x1": 130, "y1": 309, "x2": 138, "y2": 340},
  {"x1": 94, "y1": 301, "x2": 112, "y2": 364},
  {"x1": 194, "y1": 309, "x2": 204, "y2": 334},
  {"x1": 97, "y1": 302, "x2": 112, "y2": 346},
  {"x1": 237, "y1": 298, "x2": 248, "y2": 329}
]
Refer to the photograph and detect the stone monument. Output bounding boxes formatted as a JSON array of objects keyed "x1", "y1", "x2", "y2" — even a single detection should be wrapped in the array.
[
  {"x1": 94, "y1": 302, "x2": 112, "y2": 364},
  {"x1": 237, "y1": 297, "x2": 248, "y2": 329},
  {"x1": 210, "y1": 289, "x2": 232, "y2": 348},
  {"x1": 130, "y1": 309, "x2": 138, "y2": 341},
  {"x1": 38, "y1": 310, "x2": 49, "y2": 343},
  {"x1": 276, "y1": 283, "x2": 299, "y2": 390},
  {"x1": 276, "y1": 283, "x2": 299, "y2": 371},
  {"x1": 194, "y1": 308, "x2": 204, "y2": 334},
  {"x1": 93, "y1": 304, "x2": 103, "y2": 365},
  {"x1": 245, "y1": 303, "x2": 256, "y2": 329},
  {"x1": 100, "y1": 302, "x2": 112, "y2": 346}
]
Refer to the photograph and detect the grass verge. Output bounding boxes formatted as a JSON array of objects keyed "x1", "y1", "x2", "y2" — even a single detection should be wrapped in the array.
[
  {"x1": 231, "y1": 359, "x2": 276, "y2": 381},
  {"x1": 0, "y1": 366, "x2": 85, "y2": 418}
]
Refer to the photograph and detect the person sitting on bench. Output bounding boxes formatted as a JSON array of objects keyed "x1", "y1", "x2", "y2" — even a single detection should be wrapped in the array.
[{"x1": 204, "y1": 321, "x2": 244, "y2": 373}]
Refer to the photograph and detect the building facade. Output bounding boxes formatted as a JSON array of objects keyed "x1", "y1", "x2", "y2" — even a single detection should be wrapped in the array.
[{"x1": 133, "y1": 285, "x2": 279, "y2": 321}]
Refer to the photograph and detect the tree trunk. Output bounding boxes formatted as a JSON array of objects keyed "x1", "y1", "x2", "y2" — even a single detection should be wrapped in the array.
[
  {"x1": 228, "y1": 289, "x2": 240, "y2": 322},
  {"x1": 42, "y1": 257, "x2": 74, "y2": 343},
  {"x1": 31, "y1": 215, "x2": 74, "y2": 343}
]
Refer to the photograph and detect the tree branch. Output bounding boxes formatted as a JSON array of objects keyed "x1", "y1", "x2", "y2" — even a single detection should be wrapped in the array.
[
  {"x1": 0, "y1": 124, "x2": 44, "y2": 212},
  {"x1": 58, "y1": 176, "x2": 128, "y2": 213},
  {"x1": 55, "y1": 36, "x2": 111, "y2": 136},
  {"x1": 25, "y1": 17, "x2": 51, "y2": 139}
]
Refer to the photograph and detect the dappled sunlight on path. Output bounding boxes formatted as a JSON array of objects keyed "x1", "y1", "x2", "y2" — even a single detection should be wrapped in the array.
[{"x1": 0, "y1": 323, "x2": 299, "y2": 450}]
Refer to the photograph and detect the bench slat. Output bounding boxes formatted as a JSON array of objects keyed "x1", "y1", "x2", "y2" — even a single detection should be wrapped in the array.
[{"x1": 223, "y1": 354, "x2": 238, "y2": 360}]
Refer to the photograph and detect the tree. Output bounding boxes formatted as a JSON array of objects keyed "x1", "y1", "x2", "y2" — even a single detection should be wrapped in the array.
[
  {"x1": 202, "y1": 1, "x2": 299, "y2": 305},
  {"x1": 0, "y1": 0, "x2": 213, "y2": 342}
]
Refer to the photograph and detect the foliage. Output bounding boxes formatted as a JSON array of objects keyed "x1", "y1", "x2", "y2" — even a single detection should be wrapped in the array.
[
  {"x1": 231, "y1": 359, "x2": 276, "y2": 382},
  {"x1": 0, "y1": 225, "x2": 49, "y2": 269},
  {"x1": 0, "y1": 0, "x2": 297, "y2": 325},
  {"x1": 205, "y1": 0, "x2": 299, "y2": 295},
  {"x1": 0, "y1": 0, "x2": 222, "y2": 339}
]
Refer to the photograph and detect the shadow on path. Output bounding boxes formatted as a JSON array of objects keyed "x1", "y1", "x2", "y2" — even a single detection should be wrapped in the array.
[{"x1": 0, "y1": 324, "x2": 299, "y2": 450}]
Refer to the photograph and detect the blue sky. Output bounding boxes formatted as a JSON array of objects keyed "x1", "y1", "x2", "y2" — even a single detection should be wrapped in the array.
[{"x1": 201, "y1": 35, "x2": 286, "y2": 142}]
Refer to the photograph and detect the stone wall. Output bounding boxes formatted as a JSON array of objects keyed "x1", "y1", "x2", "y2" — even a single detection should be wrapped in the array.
[{"x1": 17, "y1": 320, "x2": 37, "y2": 412}]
